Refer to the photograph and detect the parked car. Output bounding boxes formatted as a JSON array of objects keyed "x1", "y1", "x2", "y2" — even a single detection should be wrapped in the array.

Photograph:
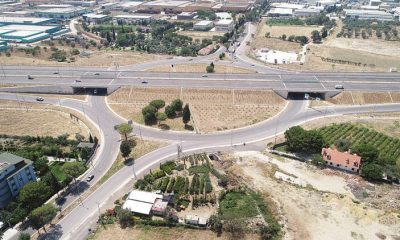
[
  {"x1": 86, "y1": 175, "x2": 94, "y2": 182},
  {"x1": 202, "y1": 74, "x2": 208, "y2": 77},
  {"x1": 36, "y1": 97, "x2": 44, "y2": 101},
  {"x1": 335, "y1": 85, "x2": 344, "y2": 89},
  {"x1": 27, "y1": 75, "x2": 34, "y2": 80}
]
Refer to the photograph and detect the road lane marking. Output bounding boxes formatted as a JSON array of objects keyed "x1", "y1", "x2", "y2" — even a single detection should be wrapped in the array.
[{"x1": 314, "y1": 75, "x2": 326, "y2": 89}]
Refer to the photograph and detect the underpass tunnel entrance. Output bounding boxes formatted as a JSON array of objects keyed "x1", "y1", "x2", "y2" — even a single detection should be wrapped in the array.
[
  {"x1": 72, "y1": 87, "x2": 108, "y2": 95},
  {"x1": 287, "y1": 92, "x2": 325, "y2": 100}
]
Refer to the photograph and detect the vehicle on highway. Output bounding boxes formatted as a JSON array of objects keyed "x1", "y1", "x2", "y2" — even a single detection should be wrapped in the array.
[
  {"x1": 202, "y1": 74, "x2": 208, "y2": 77},
  {"x1": 75, "y1": 80, "x2": 82, "y2": 83},
  {"x1": 94, "y1": 73, "x2": 100, "y2": 75},
  {"x1": 53, "y1": 72, "x2": 59, "y2": 74},
  {"x1": 27, "y1": 75, "x2": 34, "y2": 80},
  {"x1": 36, "y1": 97, "x2": 44, "y2": 101},
  {"x1": 86, "y1": 175, "x2": 94, "y2": 182},
  {"x1": 335, "y1": 85, "x2": 344, "y2": 89},
  {"x1": 93, "y1": 89, "x2": 98, "y2": 94},
  {"x1": 141, "y1": 80, "x2": 148, "y2": 84}
]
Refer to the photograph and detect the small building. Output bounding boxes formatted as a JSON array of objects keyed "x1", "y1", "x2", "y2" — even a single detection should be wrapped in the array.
[
  {"x1": 193, "y1": 20, "x2": 214, "y2": 31},
  {"x1": 184, "y1": 215, "x2": 208, "y2": 226},
  {"x1": 64, "y1": 0, "x2": 96, "y2": 7},
  {"x1": 122, "y1": 190, "x2": 163, "y2": 215},
  {"x1": 82, "y1": 13, "x2": 109, "y2": 24},
  {"x1": 321, "y1": 148, "x2": 361, "y2": 173},
  {"x1": 215, "y1": 19, "x2": 234, "y2": 32},
  {"x1": 215, "y1": 12, "x2": 232, "y2": 20},
  {"x1": 177, "y1": 12, "x2": 197, "y2": 20},
  {"x1": 267, "y1": 8, "x2": 293, "y2": 17},
  {"x1": 77, "y1": 142, "x2": 95, "y2": 149},
  {"x1": 151, "y1": 198, "x2": 168, "y2": 216},
  {"x1": 101, "y1": 2, "x2": 119, "y2": 10},
  {"x1": 0, "y1": 153, "x2": 37, "y2": 208}
]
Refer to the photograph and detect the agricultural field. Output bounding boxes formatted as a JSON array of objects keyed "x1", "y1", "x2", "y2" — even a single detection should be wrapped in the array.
[
  {"x1": 145, "y1": 63, "x2": 256, "y2": 74},
  {"x1": 319, "y1": 123, "x2": 400, "y2": 161},
  {"x1": 178, "y1": 30, "x2": 224, "y2": 41},
  {"x1": 107, "y1": 87, "x2": 286, "y2": 133},
  {"x1": 326, "y1": 91, "x2": 400, "y2": 105}
]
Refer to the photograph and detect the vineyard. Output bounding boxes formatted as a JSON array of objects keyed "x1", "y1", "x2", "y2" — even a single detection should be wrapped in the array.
[
  {"x1": 134, "y1": 153, "x2": 227, "y2": 209},
  {"x1": 319, "y1": 123, "x2": 400, "y2": 160}
]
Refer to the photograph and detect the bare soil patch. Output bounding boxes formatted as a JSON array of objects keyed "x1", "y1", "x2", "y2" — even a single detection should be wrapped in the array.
[
  {"x1": 179, "y1": 30, "x2": 224, "y2": 41},
  {"x1": 107, "y1": 87, "x2": 286, "y2": 133},
  {"x1": 145, "y1": 63, "x2": 256, "y2": 74},
  {"x1": 227, "y1": 151, "x2": 400, "y2": 240},
  {"x1": 0, "y1": 100, "x2": 91, "y2": 139}
]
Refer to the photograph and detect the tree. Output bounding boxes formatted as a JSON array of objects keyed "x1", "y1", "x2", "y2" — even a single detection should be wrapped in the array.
[
  {"x1": 120, "y1": 140, "x2": 133, "y2": 159},
  {"x1": 165, "y1": 105, "x2": 176, "y2": 118},
  {"x1": 42, "y1": 171, "x2": 62, "y2": 193},
  {"x1": 321, "y1": 28, "x2": 328, "y2": 38},
  {"x1": 117, "y1": 123, "x2": 133, "y2": 141},
  {"x1": 284, "y1": 126, "x2": 324, "y2": 154},
  {"x1": 311, "y1": 30, "x2": 322, "y2": 43},
  {"x1": 117, "y1": 208, "x2": 134, "y2": 228},
  {"x1": 18, "y1": 182, "x2": 52, "y2": 210},
  {"x1": 18, "y1": 233, "x2": 31, "y2": 240},
  {"x1": 281, "y1": 34, "x2": 287, "y2": 40},
  {"x1": 61, "y1": 161, "x2": 86, "y2": 183},
  {"x1": 182, "y1": 104, "x2": 191, "y2": 126},
  {"x1": 210, "y1": 62, "x2": 214, "y2": 69},
  {"x1": 219, "y1": 52, "x2": 225, "y2": 60},
  {"x1": 311, "y1": 154, "x2": 326, "y2": 168},
  {"x1": 361, "y1": 163, "x2": 383, "y2": 180},
  {"x1": 335, "y1": 139, "x2": 351, "y2": 152},
  {"x1": 33, "y1": 157, "x2": 49, "y2": 176},
  {"x1": 142, "y1": 105, "x2": 157, "y2": 124},
  {"x1": 0, "y1": 210, "x2": 12, "y2": 227},
  {"x1": 171, "y1": 99, "x2": 183, "y2": 112},
  {"x1": 206, "y1": 65, "x2": 214, "y2": 73},
  {"x1": 29, "y1": 204, "x2": 58, "y2": 233},
  {"x1": 149, "y1": 99, "x2": 165, "y2": 111},
  {"x1": 208, "y1": 214, "x2": 222, "y2": 234},
  {"x1": 155, "y1": 112, "x2": 167, "y2": 126},
  {"x1": 352, "y1": 144, "x2": 379, "y2": 164}
]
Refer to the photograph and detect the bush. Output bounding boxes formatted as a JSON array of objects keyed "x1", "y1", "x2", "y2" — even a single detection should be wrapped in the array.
[
  {"x1": 206, "y1": 65, "x2": 214, "y2": 73},
  {"x1": 117, "y1": 209, "x2": 134, "y2": 228},
  {"x1": 160, "y1": 161, "x2": 176, "y2": 174},
  {"x1": 165, "y1": 105, "x2": 176, "y2": 118}
]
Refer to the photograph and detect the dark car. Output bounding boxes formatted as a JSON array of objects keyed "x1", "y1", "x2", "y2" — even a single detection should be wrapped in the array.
[
  {"x1": 28, "y1": 75, "x2": 34, "y2": 80},
  {"x1": 141, "y1": 81, "x2": 148, "y2": 84},
  {"x1": 86, "y1": 175, "x2": 94, "y2": 182},
  {"x1": 36, "y1": 97, "x2": 44, "y2": 101}
]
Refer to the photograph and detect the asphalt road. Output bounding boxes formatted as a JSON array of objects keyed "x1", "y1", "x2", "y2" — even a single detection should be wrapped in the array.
[{"x1": 2, "y1": 92, "x2": 400, "y2": 240}]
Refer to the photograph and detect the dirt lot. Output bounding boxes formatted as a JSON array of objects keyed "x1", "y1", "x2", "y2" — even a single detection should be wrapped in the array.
[
  {"x1": 325, "y1": 91, "x2": 400, "y2": 105},
  {"x1": 145, "y1": 63, "x2": 256, "y2": 74},
  {"x1": 0, "y1": 48, "x2": 162, "y2": 67},
  {"x1": 0, "y1": 100, "x2": 92, "y2": 139},
  {"x1": 226, "y1": 151, "x2": 400, "y2": 240},
  {"x1": 179, "y1": 30, "x2": 224, "y2": 41},
  {"x1": 107, "y1": 87, "x2": 286, "y2": 133},
  {"x1": 89, "y1": 224, "x2": 259, "y2": 240}
]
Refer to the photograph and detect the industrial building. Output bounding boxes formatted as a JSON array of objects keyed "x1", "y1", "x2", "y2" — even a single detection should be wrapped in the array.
[
  {"x1": 267, "y1": 8, "x2": 293, "y2": 17},
  {"x1": 82, "y1": 13, "x2": 109, "y2": 24},
  {"x1": 34, "y1": 7, "x2": 88, "y2": 19},
  {"x1": 64, "y1": 0, "x2": 96, "y2": 7},
  {"x1": 215, "y1": 19, "x2": 234, "y2": 32},
  {"x1": 344, "y1": 9, "x2": 394, "y2": 21},
  {"x1": 0, "y1": 16, "x2": 55, "y2": 25},
  {"x1": 139, "y1": 0, "x2": 192, "y2": 13},
  {"x1": 216, "y1": 12, "x2": 232, "y2": 20},
  {"x1": 294, "y1": 8, "x2": 321, "y2": 17},
  {"x1": 120, "y1": 1, "x2": 143, "y2": 12},
  {"x1": 0, "y1": 153, "x2": 37, "y2": 208},
  {"x1": 0, "y1": 40, "x2": 7, "y2": 51},
  {"x1": 193, "y1": 20, "x2": 214, "y2": 31},
  {"x1": 113, "y1": 14, "x2": 154, "y2": 24}
]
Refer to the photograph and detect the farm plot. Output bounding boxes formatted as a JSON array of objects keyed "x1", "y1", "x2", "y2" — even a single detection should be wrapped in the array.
[
  {"x1": 327, "y1": 91, "x2": 398, "y2": 105},
  {"x1": 107, "y1": 88, "x2": 286, "y2": 133},
  {"x1": 318, "y1": 123, "x2": 400, "y2": 160}
]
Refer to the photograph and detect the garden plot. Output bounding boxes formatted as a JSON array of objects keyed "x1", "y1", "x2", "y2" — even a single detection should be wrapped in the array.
[{"x1": 107, "y1": 88, "x2": 286, "y2": 133}]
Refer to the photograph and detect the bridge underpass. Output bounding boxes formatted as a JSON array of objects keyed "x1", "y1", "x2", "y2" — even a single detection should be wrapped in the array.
[{"x1": 274, "y1": 89, "x2": 341, "y2": 100}]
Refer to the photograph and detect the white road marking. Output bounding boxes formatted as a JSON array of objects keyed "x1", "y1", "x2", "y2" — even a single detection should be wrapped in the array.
[{"x1": 315, "y1": 75, "x2": 326, "y2": 89}]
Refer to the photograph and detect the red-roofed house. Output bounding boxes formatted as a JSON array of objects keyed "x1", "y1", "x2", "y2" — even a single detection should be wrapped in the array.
[{"x1": 321, "y1": 147, "x2": 362, "y2": 173}]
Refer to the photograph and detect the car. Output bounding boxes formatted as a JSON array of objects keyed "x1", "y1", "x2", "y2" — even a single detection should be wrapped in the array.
[
  {"x1": 202, "y1": 74, "x2": 208, "y2": 77},
  {"x1": 53, "y1": 72, "x2": 59, "y2": 74},
  {"x1": 86, "y1": 175, "x2": 94, "y2": 182},
  {"x1": 75, "y1": 79, "x2": 82, "y2": 83},
  {"x1": 141, "y1": 80, "x2": 148, "y2": 84},
  {"x1": 27, "y1": 75, "x2": 34, "y2": 80},
  {"x1": 93, "y1": 89, "x2": 97, "y2": 94},
  {"x1": 36, "y1": 97, "x2": 44, "y2": 101},
  {"x1": 94, "y1": 73, "x2": 100, "y2": 76},
  {"x1": 335, "y1": 85, "x2": 344, "y2": 89}
]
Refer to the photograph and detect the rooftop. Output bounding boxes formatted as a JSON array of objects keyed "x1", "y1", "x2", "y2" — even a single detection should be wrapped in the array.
[
  {"x1": 36, "y1": 4, "x2": 73, "y2": 8},
  {"x1": 83, "y1": 13, "x2": 108, "y2": 19},
  {"x1": 114, "y1": 14, "x2": 153, "y2": 19},
  {"x1": 216, "y1": 19, "x2": 234, "y2": 25},
  {"x1": 0, "y1": 16, "x2": 53, "y2": 24},
  {"x1": 35, "y1": 7, "x2": 85, "y2": 14},
  {"x1": 127, "y1": 190, "x2": 163, "y2": 204},
  {"x1": 123, "y1": 199, "x2": 153, "y2": 215},
  {"x1": 321, "y1": 148, "x2": 361, "y2": 168},
  {"x1": 142, "y1": 0, "x2": 191, "y2": 7},
  {"x1": 0, "y1": 152, "x2": 31, "y2": 173},
  {"x1": 268, "y1": 8, "x2": 293, "y2": 15},
  {"x1": 194, "y1": 20, "x2": 213, "y2": 26}
]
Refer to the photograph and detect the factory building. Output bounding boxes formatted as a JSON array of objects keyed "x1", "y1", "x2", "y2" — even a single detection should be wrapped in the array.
[
  {"x1": 113, "y1": 15, "x2": 154, "y2": 24},
  {"x1": 215, "y1": 19, "x2": 234, "y2": 32},
  {"x1": 344, "y1": 9, "x2": 394, "y2": 21},
  {"x1": 177, "y1": 11, "x2": 198, "y2": 20},
  {"x1": 294, "y1": 8, "x2": 321, "y2": 17},
  {"x1": 83, "y1": 13, "x2": 109, "y2": 24},
  {"x1": 34, "y1": 7, "x2": 88, "y2": 19}
]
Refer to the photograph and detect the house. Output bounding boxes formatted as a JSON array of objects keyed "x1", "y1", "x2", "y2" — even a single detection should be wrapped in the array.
[
  {"x1": 0, "y1": 153, "x2": 37, "y2": 208},
  {"x1": 321, "y1": 148, "x2": 361, "y2": 173},
  {"x1": 151, "y1": 198, "x2": 168, "y2": 216},
  {"x1": 184, "y1": 215, "x2": 208, "y2": 226},
  {"x1": 122, "y1": 190, "x2": 163, "y2": 215}
]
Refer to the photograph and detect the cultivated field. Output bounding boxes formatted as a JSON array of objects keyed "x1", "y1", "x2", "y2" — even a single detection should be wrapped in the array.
[
  {"x1": 0, "y1": 100, "x2": 91, "y2": 139},
  {"x1": 327, "y1": 91, "x2": 400, "y2": 105},
  {"x1": 107, "y1": 87, "x2": 286, "y2": 133},
  {"x1": 145, "y1": 63, "x2": 256, "y2": 73}
]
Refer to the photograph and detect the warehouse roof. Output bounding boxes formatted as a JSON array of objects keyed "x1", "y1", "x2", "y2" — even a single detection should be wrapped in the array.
[
  {"x1": 127, "y1": 190, "x2": 163, "y2": 203},
  {"x1": 0, "y1": 16, "x2": 53, "y2": 24},
  {"x1": 194, "y1": 20, "x2": 213, "y2": 26},
  {"x1": 216, "y1": 19, "x2": 234, "y2": 25},
  {"x1": 114, "y1": 14, "x2": 153, "y2": 19}
]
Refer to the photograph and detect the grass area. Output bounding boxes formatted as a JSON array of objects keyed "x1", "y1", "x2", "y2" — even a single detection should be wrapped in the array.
[
  {"x1": 319, "y1": 123, "x2": 400, "y2": 160},
  {"x1": 145, "y1": 63, "x2": 256, "y2": 74},
  {"x1": 219, "y1": 191, "x2": 259, "y2": 220},
  {"x1": 275, "y1": 145, "x2": 287, "y2": 152},
  {"x1": 50, "y1": 162, "x2": 67, "y2": 182}
]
